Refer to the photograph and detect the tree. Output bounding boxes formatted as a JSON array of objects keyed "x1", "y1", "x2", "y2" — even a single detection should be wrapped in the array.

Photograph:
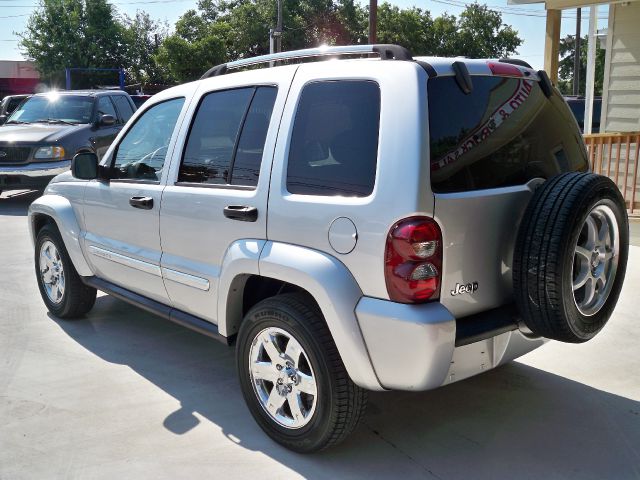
[
  {"x1": 376, "y1": 2, "x2": 521, "y2": 57},
  {"x1": 155, "y1": 23, "x2": 228, "y2": 82},
  {"x1": 376, "y1": 4, "x2": 435, "y2": 54},
  {"x1": 454, "y1": 4, "x2": 521, "y2": 58},
  {"x1": 19, "y1": 0, "x2": 127, "y2": 88},
  {"x1": 155, "y1": 0, "x2": 523, "y2": 83},
  {"x1": 123, "y1": 12, "x2": 171, "y2": 86},
  {"x1": 558, "y1": 34, "x2": 606, "y2": 96}
]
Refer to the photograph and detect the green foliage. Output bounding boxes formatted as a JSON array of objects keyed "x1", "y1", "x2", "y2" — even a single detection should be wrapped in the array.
[
  {"x1": 455, "y1": 4, "x2": 521, "y2": 58},
  {"x1": 155, "y1": 22, "x2": 229, "y2": 82},
  {"x1": 19, "y1": 0, "x2": 128, "y2": 87},
  {"x1": 158, "y1": 0, "x2": 522, "y2": 83},
  {"x1": 558, "y1": 34, "x2": 605, "y2": 96},
  {"x1": 376, "y1": 2, "x2": 521, "y2": 57},
  {"x1": 20, "y1": 0, "x2": 524, "y2": 86},
  {"x1": 122, "y1": 12, "x2": 171, "y2": 86}
]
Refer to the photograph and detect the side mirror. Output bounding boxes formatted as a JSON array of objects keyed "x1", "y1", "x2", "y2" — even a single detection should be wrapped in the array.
[
  {"x1": 98, "y1": 114, "x2": 116, "y2": 127},
  {"x1": 0, "y1": 115, "x2": 7, "y2": 126},
  {"x1": 71, "y1": 152, "x2": 99, "y2": 180}
]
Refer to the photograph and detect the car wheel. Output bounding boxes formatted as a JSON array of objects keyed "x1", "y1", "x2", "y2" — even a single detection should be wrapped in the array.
[
  {"x1": 513, "y1": 172, "x2": 629, "y2": 342},
  {"x1": 236, "y1": 293, "x2": 367, "y2": 452},
  {"x1": 35, "y1": 223, "x2": 97, "y2": 318}
]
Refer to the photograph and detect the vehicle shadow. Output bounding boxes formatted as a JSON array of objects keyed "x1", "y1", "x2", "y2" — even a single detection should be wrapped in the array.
[
  {"x1": 0, "y1": 190, "x2": 41, "y2": 216},
  {"x1": 49, "y1": 294, "x2": 640, "y2": 479}
]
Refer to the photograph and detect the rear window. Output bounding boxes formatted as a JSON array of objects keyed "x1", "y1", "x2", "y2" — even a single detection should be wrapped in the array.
[{"x1": 428, "y1": 76, "x2": 588, "y2": 193}]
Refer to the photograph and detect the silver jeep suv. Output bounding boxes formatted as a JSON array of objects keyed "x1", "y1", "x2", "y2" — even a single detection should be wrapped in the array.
[{"x1": 29, "y1": 45, "x2": 629, "y2": 452}]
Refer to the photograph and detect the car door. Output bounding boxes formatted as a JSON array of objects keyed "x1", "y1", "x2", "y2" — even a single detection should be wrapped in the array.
[
  {"x1": 82, "y1": 96, "x2": 188, "y2": 303},
  {"x1": 159, "y1": 67, "x2": 295, "y2": 322},
  {"x1": 91, "y1": 96, "x2": 122, "y2": 159}
]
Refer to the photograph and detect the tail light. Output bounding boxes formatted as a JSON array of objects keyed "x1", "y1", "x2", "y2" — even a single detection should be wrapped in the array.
[{"x1": 385, "y1": 216, "x2": 442, "y2": 303}]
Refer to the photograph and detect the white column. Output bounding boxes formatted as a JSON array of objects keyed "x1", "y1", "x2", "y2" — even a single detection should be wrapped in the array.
[{"x1": 584, "y1": 6, "x2": 598, "y2": 135}]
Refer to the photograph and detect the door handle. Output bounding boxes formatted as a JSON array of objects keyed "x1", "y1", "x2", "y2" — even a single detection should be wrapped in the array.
[
  {"x1": 129, "y1": 196, "x2": 154, "y2": 210},
  {"x1": 223, "y1": 205, "x2": 258, "y2": 222}
]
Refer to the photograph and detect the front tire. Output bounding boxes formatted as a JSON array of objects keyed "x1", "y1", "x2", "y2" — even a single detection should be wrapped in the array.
[
  {"x1": 35, "y1": 223, "x2": 96, "y2": 318},
  {"x1": 236, "y1": 293, "x2": 367, "y2": 453}
]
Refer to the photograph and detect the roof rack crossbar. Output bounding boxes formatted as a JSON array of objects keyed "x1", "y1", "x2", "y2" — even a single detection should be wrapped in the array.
[{"x1": 201, "y1": 44, "x2": 413, "y2": 79}]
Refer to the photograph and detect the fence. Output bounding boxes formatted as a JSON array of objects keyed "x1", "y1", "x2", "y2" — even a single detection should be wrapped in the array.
[{"x1": 584, "y1": 132, "x2": 640, "y2": 216}]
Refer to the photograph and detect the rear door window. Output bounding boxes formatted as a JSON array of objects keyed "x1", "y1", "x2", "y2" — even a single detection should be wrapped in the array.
[
  {"x1": 286, "y1": 80, "x2": 380, "y2": 197},
  {"x1": 428, "y1": 76, "x2": 588, "y2": 193},
  {"x1": 178, "y1": 86, "x2": 277, "y2": 187}
]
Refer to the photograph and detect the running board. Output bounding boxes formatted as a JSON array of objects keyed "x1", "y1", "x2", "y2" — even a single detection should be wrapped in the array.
[{"x1": 82, "y1": 276, "x2": 231, "y2": 346}]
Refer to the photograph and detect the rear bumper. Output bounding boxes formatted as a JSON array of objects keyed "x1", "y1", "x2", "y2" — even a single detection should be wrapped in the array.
[
  {"x1": 0, "y1": 160, "x2": 70, "y2": 190},
  {"x1": 356, "y1": 297, "x2": 546, "y2": 391}
]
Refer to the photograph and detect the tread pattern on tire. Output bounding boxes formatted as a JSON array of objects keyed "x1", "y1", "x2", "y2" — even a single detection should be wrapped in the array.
[
  {"x1": 240, "y1": 292, "x2": 367, "y2": 452},
  {"x1": 513, "y1": 172, "x2": 628, "y2": 342},
  {"x1": 36, "y1": 223, "x2": 96, "y2": 319}
]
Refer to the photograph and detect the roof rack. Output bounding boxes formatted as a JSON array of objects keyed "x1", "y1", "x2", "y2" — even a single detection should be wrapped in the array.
[{"x1": 201, "y1": 44, "x2": 413, "y2": 79}]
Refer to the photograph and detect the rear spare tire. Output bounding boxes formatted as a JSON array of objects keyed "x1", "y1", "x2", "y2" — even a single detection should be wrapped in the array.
[{"x1": 513, "y1": 172, "x2": 629, "y2": 343}]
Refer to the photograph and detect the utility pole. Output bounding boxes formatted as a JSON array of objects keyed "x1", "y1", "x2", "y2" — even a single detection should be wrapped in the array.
[
  {"x1": 573, "y1": 8, "x2": 582, "y2": 96},
  {"x1": 269, "y1": 0, "x2": 283, "y2": 56},
  {"x1": 369, "y1": 0, "x2": 377, "y2": 44},
  {"x1": 275, "y1": 0, "x2": 283, "y2": 53}
]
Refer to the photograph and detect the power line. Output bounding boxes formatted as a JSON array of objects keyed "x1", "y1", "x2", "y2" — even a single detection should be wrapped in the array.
[{"x1": 430, "y1": 0, "x2": 607, "y2": 19}]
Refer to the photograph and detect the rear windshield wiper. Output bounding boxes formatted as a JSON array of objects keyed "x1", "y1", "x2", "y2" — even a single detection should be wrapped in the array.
[{"x1": 35, "y1": 118, "x2": 77, "y2": 125}]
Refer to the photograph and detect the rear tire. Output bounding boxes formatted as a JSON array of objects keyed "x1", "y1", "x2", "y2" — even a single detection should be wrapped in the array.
[
  {"x1": 236, "y1": 293, "x2": 367, "y2": 453},
  {"x1": 35, "y1": 223, "x2": 96, "y2": 318},
  {"x1": 513, "y1": 172, "x2": 629, "y2": 342}
]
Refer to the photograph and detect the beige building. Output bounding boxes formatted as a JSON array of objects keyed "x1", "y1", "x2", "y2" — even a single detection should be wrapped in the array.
[{"x1": 600, "y1": 1, "x2": 640, "y2": 133}]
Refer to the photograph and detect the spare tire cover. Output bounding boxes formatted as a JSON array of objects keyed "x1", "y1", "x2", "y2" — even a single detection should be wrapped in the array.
[{"x1": 513, "y1": 172, "x2": 629, "y2": 343}]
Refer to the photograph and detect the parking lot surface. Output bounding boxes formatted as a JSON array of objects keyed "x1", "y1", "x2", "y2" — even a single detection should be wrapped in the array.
[{"x1": 1, "y1": 190, "x2": 640, "y2": 480}]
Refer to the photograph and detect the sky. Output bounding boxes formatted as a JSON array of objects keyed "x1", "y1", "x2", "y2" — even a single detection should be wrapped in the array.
[{"x1": 0, "y1": 0, "x2": 609, "y2": 70}]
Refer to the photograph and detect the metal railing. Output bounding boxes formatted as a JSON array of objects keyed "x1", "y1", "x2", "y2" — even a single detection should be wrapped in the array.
[{"x1": 584, "y1": 132, "x2": 640, "y2": 216}]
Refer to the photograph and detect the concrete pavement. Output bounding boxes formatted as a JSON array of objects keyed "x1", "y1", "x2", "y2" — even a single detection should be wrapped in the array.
[{"x1": 1, "y1": 190, "x2": 639, "y2": 479}]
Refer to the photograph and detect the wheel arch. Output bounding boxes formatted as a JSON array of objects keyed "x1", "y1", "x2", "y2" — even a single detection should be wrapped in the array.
[
  {"x1": 28, "y1": 195, "x2": 93, "y2": 277},
  {"x1": 218, "y1": 240, "x2": 383, "y2": 391}
]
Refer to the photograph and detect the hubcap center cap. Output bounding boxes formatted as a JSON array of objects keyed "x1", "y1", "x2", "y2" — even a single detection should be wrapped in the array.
[{"x1": 591, "y1": 248, "x2": 601, "y2": 268}]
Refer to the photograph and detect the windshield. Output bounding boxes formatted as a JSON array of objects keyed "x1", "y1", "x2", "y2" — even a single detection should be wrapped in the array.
[
  {"x1": 7, "y1": 95, "x2": 94, "y2": 124},
  {"x1": 428, "y1": 76, "x2": 589, "y2": 193}
]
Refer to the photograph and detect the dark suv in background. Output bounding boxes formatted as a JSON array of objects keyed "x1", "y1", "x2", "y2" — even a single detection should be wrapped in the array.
[
  {"x1": 564, "y1": 95, "x2": 602, "y2": 133},
  {"x1": 0, "y1": 90, "x2": 135, "y2": 195}
]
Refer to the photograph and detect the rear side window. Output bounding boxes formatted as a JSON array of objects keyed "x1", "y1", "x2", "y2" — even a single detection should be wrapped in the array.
[
  {"x1": 112, "y1": 95, "x2": 134, "y2": 123},
  {"x1": 428, "y1": 76, "x2": 589, "y2": 193},
  {"x1": 231, "y1": 88, "x2": 278, "y2": 187},
  {"x1": 287, "y1": 80, "x2": 380, "y2": 197},
  {"x1": 179, "y1": 86, "x2": 277, "y2": 187}
]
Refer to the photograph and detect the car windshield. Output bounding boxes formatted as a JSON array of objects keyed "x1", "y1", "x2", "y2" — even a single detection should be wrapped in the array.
[{"x1": 7, "y1": 94, "x2": 94, "y2": 124}]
